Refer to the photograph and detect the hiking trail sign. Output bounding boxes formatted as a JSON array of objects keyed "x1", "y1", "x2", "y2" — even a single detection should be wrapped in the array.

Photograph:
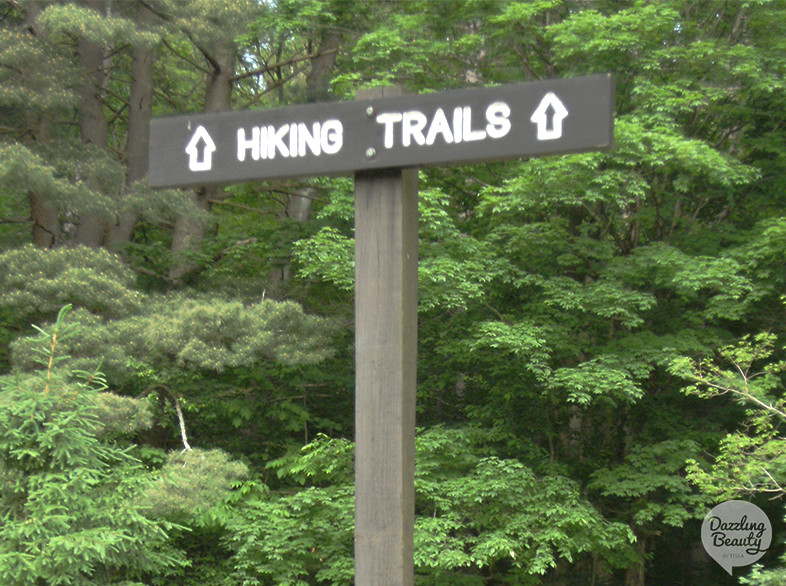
[
  {"x1": 149, "y1": 74, "x2": 614, "y2": 586},
  {"x1": 149, "y1": 74, "x2": 613, "y2": 188}
]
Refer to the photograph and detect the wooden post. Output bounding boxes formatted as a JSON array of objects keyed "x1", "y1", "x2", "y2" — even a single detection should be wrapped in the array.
[{"x1": 354, "y1": 87, "x2": 418, "y2": 586}]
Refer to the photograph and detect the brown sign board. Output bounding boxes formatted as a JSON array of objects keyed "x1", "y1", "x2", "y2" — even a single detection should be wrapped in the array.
[{"x1": 148, "y1": 73, "x2": 614, "y2": 188}]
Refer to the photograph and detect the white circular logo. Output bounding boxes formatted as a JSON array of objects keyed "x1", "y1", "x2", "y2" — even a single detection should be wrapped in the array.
[{"x1": 701, "y1": 500, "x2": 772, "y2": 575}]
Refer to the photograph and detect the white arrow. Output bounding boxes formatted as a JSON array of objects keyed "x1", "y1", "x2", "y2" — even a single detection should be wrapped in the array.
[
  {"x1": 530, "y1": 92, "x2": 569, "y2": 141},
  {"x1": 185, "y1": 125, "x2": 216, "y2": 171}
]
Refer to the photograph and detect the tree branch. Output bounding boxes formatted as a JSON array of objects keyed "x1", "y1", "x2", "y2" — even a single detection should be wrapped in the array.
[
  {"x1": 239, "y1": 63, "x2": 310, "y2": 108},
  {"x1": 172, "y1": 398, "x2": 192, "y2": 451},
  {"x1": 208, "y1": 199, "x2": 275, "y2": 216},
  {"x1": 139, "y1": 385, "x2": 192, "y2": 451},
  {"x1": 695, "y1": 373, "x2": 786, "y2": 421},
  {"x1": 131, "y1": 265, "x2": 175, "y2": 284},
  {"x1": 231, "y1": 47, "x2": 337, "y2": 82},
  {"x1": 161, "y1": 37, "x2": 209, "y2": 74}
]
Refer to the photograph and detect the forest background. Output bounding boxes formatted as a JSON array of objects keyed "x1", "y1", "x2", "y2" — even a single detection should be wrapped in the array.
[{"x1": 1, "y1": 0, "x2": 786, "y2": 584}]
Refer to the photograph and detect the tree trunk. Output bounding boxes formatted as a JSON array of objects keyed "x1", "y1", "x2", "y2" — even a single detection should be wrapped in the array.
[
  {"x1": 74, "y1": 0, "x2": 110, "y2": 247},
  {"x1": 168, "y1": 39, "x2": 235, "y2": 285},
  {"x1": 30, "y1": 192, "x2": 60, "y2": 248},
  {"x1": 624, "y1": 536, "x2": 647, "y2": 586},
  {"x1": 106, "y1": 1, "x2": 155, "y2": 250},
  {"x1": 305, "y1": 29, "x2": 341, "y2": 104},
  {"x1": 267, "y1": 28, "x2": 342, "y2": 297},
  {"x1": 25, "y1": 1, "x2": 60, "y2": 248}
]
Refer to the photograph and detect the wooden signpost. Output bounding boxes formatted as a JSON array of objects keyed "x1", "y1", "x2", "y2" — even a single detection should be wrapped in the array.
[{"x1": 149, "y1": 73, "x2": 615, "y2": 585}]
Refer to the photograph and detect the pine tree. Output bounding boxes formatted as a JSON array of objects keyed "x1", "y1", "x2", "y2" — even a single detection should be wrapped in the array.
[{"x1": 0, "y1": 306, "x2": 186, "y2": 585}]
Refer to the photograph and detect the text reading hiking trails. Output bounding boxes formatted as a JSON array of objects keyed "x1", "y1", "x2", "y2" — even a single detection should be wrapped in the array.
[{"x1": 233, "y1": 102, "x2": 513, "y2": 165}]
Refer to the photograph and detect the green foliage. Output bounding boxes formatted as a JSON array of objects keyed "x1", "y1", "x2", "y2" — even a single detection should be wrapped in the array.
[
  {"x1": 0, "y1": 245, "x2": 142, "y2": 326},
  {"x1": 589, "y1": 440, "x2": 712, "y2": 529},
  {"x1": 294, "y1": 182, "x2": 502, "y2": 312},
  {"x1": 672, "y1": 334, "x2": 786, "y2": 500},
  {"x1": 0, "y1": 142, "x2": 82, "y2": 207},
  {"x1": 226, "y1": 428, "x2": 635, "y2": 584},
  {"x1": 0, "y1": 306, "x2": 185, "y2": 585},
  {"x1": 0, "y1": 27, "x2": 77, "y2": 111},
  {"x1": 414, "y1": 427, "x2": 636, "y2": 580},
  {"x1": 2, "y1": 246, "x2": 337, "y2": 389},
  {"x1": 90, "y1": 390, "x2": 153, "y2": 439},
  {"x1": 267, "y1": 433, "x2": 354, "y2": 487},
  {"x1": 37, "y1": 3, "x2": 159, "y2": 48},
  {"x1": 670, "y1": 332, "x2": 786, "y2": 585},
  {"x1": 227, "y1": 435, "x2": 355, "y2": 585},
  {"x1": 293, "y1": 227, "x2": 354, "y2": 291},
  {"x1": 228, "y1": 483, "x2": 354, "y2": 586},
  {"x1": 144, "y1": 449, "x2": 248, "y2": 521},
  {"x1": 170, "y1": 0, "x2": 258, "y2": 53},
  {"x1": 114, "y1": 294, "x2": 337, "y2": 371},
  {"x1": 469, "y1": 320, "x2": 552, "y2": 381},
  {"x1": 548, "y1": 356, "x2": 644, "y2": 406}
]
